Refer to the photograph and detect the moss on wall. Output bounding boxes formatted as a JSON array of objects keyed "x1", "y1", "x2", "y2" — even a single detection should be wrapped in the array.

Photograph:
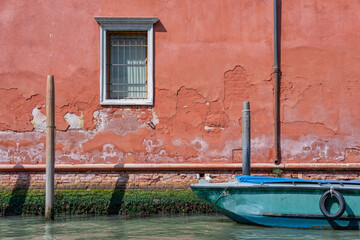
[{"x1": 0, "y1": 189, "x2": 215, "y2": 216}]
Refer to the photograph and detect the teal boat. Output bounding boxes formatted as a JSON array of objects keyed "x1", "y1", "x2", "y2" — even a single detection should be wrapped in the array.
[{"x1": 191, "y1": 175, "x2": 360, "y2": 229}]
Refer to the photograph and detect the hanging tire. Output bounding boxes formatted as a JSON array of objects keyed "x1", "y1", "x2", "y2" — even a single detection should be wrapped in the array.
[{"x1": 319, "y1": 189, "x2": 346, "y2": 219}]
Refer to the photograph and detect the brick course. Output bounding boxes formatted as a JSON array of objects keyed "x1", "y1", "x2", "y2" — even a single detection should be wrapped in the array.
[{"x1": 1, "y1": 170, "x2": 360, "y2": 190}]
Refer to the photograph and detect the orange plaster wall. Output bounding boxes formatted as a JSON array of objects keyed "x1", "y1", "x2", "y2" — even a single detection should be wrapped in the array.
[{"x1": 0, "y1": 0, "x2": 359, "y2": 166}]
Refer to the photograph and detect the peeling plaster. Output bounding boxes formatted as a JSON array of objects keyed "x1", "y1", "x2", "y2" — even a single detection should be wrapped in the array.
[
  {"x1": 31, "y1": 108, "x2": 46, "y2": 131},
  {"x1": 96, "y1": 110, "x2": 145, "y2": 135},
  {"x1": 92, "y1": 144, "x2": 123, "y2": 164},
  {"x1": 93, "y1": 110, "x2": 101, "y2": 127},
  {"x1": 282, "y1": 121, "x2": 336, "y2": 137},
  {"x1": 0, "y1": 140, "x2": 44, "y2": 164},
  {"x1": 0, "y1": 62, "x2": 358, "y2": 166},
  {"x1": 151, "y1": 110, "x2": 159, "y2": 125},
  {"x1": 144, "y1": 139, "x2": 164, "y2": 153},
  {"x1": 281, "y1": 135, "x2": 348, "y2": 162},
  {"x1": 64, "y1": 113, "x2": 83, "y2": 130}
]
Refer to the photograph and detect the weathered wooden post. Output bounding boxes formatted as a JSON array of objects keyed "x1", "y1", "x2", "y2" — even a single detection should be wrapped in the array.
[
  {"x1": 242, "y1": 101, "x2": 251, "y2": 175},
  {"x1": 45, "y1": 75, "x2": 55, "y2": 220}
]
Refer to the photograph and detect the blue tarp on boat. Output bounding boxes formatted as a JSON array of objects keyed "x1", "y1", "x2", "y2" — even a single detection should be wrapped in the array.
[{"x1": 236, "y1": 175, "x2": 360, "y2": 185}]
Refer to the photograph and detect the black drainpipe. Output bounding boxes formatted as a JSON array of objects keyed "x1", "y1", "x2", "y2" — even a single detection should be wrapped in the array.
[{"x1": 274, "y1": 0, "x2": 281, "y2": 165}]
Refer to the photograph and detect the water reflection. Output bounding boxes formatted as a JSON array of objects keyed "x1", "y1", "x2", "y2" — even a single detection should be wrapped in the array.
[
  {"x1": 1, "y1": 215, "x2": 360, "y2": 240},
  {"x1": 43, "y1": 222, "x2": 56, "y2": 240}
]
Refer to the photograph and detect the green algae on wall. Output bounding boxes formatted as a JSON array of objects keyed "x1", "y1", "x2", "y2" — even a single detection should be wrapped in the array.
[{"x1": 0, "y1": 189, "x2": 215, "y2": 216}]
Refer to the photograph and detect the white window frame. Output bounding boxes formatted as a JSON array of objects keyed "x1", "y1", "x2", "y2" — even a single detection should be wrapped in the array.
[{"x1": 95, "y1": 17, "x2": 158, "y2": 105}]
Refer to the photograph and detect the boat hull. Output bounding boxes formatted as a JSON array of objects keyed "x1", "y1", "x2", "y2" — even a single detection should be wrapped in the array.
[{"x1": 191, "y1": 181, "x2": 360, "y2": 229}]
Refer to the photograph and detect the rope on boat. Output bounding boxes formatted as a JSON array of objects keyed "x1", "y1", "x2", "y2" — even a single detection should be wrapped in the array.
[{"x1": 213, "y1": 186, "x2": 230, "y2": 205}]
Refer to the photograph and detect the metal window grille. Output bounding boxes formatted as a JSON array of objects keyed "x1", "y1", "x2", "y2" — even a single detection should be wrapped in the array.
[{"x1": 106, "y1": 31, "x2": 147, "y2": 99}]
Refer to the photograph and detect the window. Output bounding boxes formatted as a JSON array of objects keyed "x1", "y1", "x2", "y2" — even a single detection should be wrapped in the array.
[{"x1": 95, "y1": 17, "x2": 158, "y2": 105}]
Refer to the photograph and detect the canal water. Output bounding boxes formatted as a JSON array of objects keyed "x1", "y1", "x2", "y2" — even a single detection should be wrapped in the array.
[{"x1": 1, "y1": 214, "x2": 360, "y2": 240}]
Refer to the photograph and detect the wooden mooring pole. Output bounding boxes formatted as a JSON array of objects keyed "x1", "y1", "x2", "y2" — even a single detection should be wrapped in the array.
[
  {"x1": 45, "y1": 75, "x2": 55, "y2": 221},
  {"x1": 242, "y1": 101, "x2": 251, "y2": 175}
]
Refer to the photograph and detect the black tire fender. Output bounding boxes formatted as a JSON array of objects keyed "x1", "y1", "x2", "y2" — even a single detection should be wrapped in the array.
[{"x1": 319, "y1": 189, "x2": 346, "y2": 219}]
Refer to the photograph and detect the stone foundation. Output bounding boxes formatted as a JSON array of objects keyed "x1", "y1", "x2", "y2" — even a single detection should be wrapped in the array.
[
  {"x1": 0, "y1": 171, "x2": 240, "y2": 190},
  {"x1": 1, "y1": 170, "x2": 360, "y2": 216},
  {"x1": 1, "y1": 170, "x2": 360, "y2": 190}
]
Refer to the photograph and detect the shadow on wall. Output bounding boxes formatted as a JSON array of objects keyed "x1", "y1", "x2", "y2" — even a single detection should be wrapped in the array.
[
  {"x1": 5, "y1": 172, "x2": 31, "y2": 216},
  {"x1": 107, "y1": 165, "x2": 129, "y2": 215},
  {"x1": 152, "y1": 19, "x2": 167, "y2": 105}
]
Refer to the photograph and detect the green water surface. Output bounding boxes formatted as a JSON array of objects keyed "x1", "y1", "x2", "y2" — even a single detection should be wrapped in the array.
[{"x1": 1, "y1": 214, "x2": 360, "y2": 240}]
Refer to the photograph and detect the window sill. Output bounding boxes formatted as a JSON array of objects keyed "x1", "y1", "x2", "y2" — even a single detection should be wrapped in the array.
[{"x1": 100, "y1": 99, "x2": 153, "y2": 106}]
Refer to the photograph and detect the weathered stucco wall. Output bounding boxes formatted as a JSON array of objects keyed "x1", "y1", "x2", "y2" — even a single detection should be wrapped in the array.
[{"x1": 0, "y1": 0, "x2": 359, "y2": 168}]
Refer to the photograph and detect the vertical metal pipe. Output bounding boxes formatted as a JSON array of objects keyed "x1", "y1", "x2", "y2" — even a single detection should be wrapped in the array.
[
  {"x1": 274, "y1": 75, "x2": 280, "y2": 165},
  {"x1": 45, "y1": 75, "x2": 55, "y2": 221},
  {"x1": 274, "y1": 0, "x2": 281, "y2": 165},
  {"x1": 242, "y1": 101, "x2": 251, "y2": 175},
  {"x1": 274, "y1": 0, "x2": 279, "y2": 70}
]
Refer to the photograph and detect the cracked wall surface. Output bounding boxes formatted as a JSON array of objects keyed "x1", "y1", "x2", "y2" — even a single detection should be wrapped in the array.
[{"x1": 0, "y1": 0, "x2": 359, "y2": 167}]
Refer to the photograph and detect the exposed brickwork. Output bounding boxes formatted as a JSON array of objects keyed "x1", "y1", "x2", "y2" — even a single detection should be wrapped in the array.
[
  {"x1": 1, "y1": 170, "x2": 360, "y2": 191},
  {"x1": 0, "y1": 171, "x2": 240, "y2": 190},
  {"x1": 280, "y1": 171, "x2": 360, "y2": 181}
]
